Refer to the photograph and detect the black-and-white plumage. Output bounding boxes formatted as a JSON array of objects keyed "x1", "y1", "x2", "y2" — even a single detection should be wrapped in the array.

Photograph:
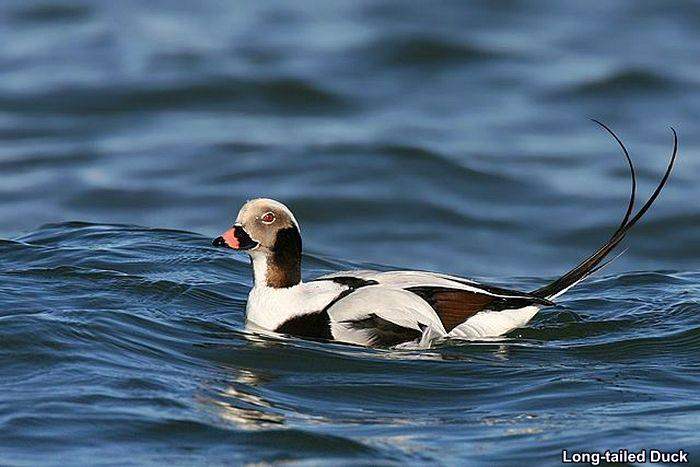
[{"x1": 213, "y1": 123, "x2": 678, "y2": 348}]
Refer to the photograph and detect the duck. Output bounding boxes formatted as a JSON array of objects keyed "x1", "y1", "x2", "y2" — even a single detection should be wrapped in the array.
[{"x1": 213, "y1": 123, "x2": 677, "y2": 348}]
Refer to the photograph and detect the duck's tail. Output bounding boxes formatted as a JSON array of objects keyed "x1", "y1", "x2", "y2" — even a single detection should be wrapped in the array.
[{"x1": 532, "y1": 121, "x2": 678, "y2": 301}]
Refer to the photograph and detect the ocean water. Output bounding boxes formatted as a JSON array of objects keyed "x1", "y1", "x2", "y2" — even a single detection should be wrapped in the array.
[{"x1": 0, "y1": 1, "x2": 699, "y2": 465}]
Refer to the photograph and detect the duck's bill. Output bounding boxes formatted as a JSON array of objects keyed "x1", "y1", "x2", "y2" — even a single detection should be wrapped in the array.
[{"x1": 212, "y1": 226, "x2": 258, "y2": 250}]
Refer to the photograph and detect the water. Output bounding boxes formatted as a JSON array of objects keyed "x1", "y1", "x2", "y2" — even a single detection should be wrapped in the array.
[{"x1": 1, "y1": 0, "x2": 699, "y2": 465}]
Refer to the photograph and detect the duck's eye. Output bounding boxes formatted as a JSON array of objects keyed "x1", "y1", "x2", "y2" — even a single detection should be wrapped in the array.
[{"x1": 261, "y1": 212, "x2": 275, "y2": 224}]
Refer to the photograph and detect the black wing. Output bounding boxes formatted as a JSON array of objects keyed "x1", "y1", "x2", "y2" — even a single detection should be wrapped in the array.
[{"x1": 341, "y1": 314, "x2": 422, "y2": 347}]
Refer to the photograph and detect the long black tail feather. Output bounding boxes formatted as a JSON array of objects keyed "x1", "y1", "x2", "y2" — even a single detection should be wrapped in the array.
[{"x1": 532, "y1": 123, "x2": 678, "y2": 300}]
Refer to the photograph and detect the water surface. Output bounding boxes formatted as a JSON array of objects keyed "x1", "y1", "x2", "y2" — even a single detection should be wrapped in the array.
[{"x1": 1, "y1": 0, "x2": 699, "y2": 465}]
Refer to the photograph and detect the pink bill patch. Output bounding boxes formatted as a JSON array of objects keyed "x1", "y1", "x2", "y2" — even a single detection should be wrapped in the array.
[{"x1": 221, "y1": 228, "x2": 239, "y2": 249}]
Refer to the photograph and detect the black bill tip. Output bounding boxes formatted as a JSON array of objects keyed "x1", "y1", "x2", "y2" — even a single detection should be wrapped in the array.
[{"x1": 212, "y1": 236, "x2": 226, "y2": 247}]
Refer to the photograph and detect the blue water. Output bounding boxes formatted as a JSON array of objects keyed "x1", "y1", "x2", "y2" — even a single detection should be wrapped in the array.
[{"x1": 1, "y1": 1, "x2": 699, "y2": 465}]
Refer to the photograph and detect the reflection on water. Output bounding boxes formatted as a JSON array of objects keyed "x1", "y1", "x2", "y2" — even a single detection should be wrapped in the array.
[{"x1": 200, "y1": 369, "x2": 286, "y2": 430}]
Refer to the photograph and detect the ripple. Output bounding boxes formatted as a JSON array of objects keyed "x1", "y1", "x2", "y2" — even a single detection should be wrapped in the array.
[
  {"x1": 9, "y1": 3, "x2": 93, "y2": 23},
  {"x1": 570, "y1": 326, "x2": 700, "y2": 357},
  {"x1": 0, "y1": 77, "x2": 354, "y2": 115},
  {"x1": 0, "y1": 150, "x2": 94, "y2": 172},
  {"x1": 555, "y1": 68, "x2": 682, "y2": 98},
  {"x1": 362, "y1": 35, "x2": 505, "y2": 67},
  {"x1": 309, "y1": 141, "x2": 533, "y2": 191}
]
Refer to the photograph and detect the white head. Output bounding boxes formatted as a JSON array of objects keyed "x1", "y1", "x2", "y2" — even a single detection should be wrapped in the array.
[{"x1": 213, "y1": 198, "x2": 302, "y2": 288}]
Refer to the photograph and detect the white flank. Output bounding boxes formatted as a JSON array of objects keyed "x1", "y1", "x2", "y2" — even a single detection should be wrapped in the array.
[{"x1": 448, "y1": 306, "x2": 540, "y2": 340}]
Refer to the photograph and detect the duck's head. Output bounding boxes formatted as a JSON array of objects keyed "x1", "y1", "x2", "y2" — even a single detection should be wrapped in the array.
[{"x1": 213, "y1": 198, "x2": 302, "y2": 288}]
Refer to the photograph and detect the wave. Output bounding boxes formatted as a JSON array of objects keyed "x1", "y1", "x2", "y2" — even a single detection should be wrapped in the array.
[
  {"x1": 2, "y1": 222, "x2": 699, "y2": 464},
  {"x1": 9, "y1": 3, "x2": 92, "y2": 23},
  {"x1": 555, "y1": 68, "x2": 683, "y2": 98},
  {"x1": 360, "y1": 35, "x2": 506, "y2": 67},
  {"x1": 0, "y1": 77, "x2": 354, "y2": 115}
]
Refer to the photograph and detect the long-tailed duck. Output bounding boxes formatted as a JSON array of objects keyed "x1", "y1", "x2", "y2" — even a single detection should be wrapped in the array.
[{"x1": 213, "y1": 123, "x2": 677, "y2": 348}]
